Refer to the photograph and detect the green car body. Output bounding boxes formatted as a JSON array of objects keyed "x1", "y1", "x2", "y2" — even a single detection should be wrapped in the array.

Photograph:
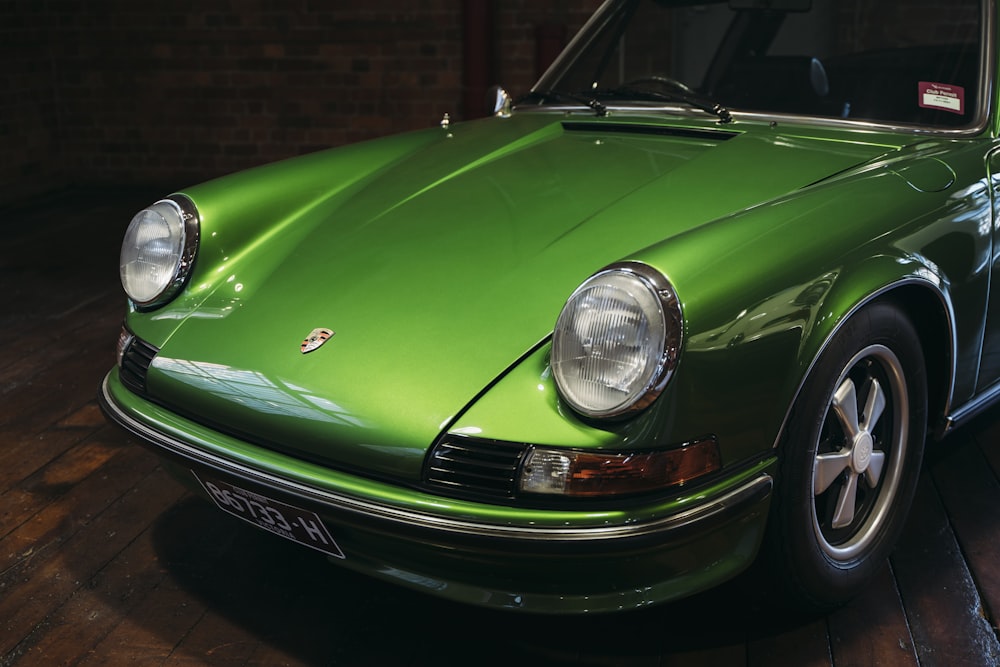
[{"x1": 102, "y1": 0, "x2": 998, "y2": 612}]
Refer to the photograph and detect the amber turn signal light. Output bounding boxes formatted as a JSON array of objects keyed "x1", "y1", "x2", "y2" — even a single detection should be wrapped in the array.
[{"x1": 518, "y1": 438, "x2": 721, "y2": 497}]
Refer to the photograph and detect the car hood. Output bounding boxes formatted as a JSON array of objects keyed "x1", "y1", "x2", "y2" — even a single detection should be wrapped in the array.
[{"x1": 145, "y1": 114, "x2": 892, "y2": 480}]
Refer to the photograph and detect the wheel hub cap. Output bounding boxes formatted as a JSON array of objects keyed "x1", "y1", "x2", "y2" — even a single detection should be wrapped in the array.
[
  {"x1": 809, "y1": 343, "x2": 910, "y2": 562},
  {"x1": 852, "y1": 431, "x2": 873, "y2": 473},
  {"x1": 813, "y1": 375, "x2": 888, "y2": 530}
]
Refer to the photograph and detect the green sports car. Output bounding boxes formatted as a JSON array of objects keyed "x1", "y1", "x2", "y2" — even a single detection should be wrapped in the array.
[{"x1": 101, "y1": 0, "x2": 994, "y2": 613}]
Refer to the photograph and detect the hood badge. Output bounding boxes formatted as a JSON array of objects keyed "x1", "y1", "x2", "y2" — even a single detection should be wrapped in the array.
[{"x1": 301, "y1": 328, "x2": 335, "y2": 354}]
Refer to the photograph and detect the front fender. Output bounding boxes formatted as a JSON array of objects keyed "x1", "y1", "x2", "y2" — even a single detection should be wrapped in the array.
[
  {"x1": 777, "y1": 260, "x2": 955, "y2": 449},
  {"x1": 450, "y1": 155, "x2": 987, "y2": 473}
]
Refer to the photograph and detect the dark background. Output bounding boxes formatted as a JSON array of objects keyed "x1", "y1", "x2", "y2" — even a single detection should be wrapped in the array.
[
  {"x1": 1, "y1": 0, "x2": 600, "y2": 207},
  {"x1": 3, "y1": 2, "x2": 1000, "y2": 664}
]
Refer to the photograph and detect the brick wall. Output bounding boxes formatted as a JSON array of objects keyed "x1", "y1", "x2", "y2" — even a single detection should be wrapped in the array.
[
  {"x1": 2, "y1": 5, "x2": 63, "y2": 204},
  {"x1": 5, "y1": 1, "x2": 976, "y2": 208},
  {"x1": 1, "y1": 1, "x2": 600, "y2": 206}
]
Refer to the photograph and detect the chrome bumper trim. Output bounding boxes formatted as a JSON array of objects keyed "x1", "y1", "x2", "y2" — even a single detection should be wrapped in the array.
[{"x1": 101, "y1": 373, "x2": 772, "y2": 544}]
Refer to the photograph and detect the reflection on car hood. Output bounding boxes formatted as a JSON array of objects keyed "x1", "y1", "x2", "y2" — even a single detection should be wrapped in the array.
[{"x1": 146, "y1": 114, "x2": 890, "y2": 480}]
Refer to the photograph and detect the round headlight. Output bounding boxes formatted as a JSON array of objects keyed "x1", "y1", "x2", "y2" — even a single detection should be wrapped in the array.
[
  {"x1": 551, "y1": 262, "x2": 682, "y2": 418},
  {"x1": 120, "y1": 197, "x2": 199, "y2": 308}
]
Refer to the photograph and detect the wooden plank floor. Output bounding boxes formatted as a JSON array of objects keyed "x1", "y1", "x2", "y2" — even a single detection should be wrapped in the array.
[{"x1": 2, "y1": 189, "x2": 1000, "y2": 666}]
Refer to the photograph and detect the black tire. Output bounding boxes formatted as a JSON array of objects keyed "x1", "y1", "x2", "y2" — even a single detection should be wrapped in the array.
[{"x1": 766, "y1": 300, "x2": 927, "y2": 610}]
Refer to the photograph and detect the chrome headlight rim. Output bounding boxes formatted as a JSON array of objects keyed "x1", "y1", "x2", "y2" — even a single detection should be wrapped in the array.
[
  {"x1": 551, "y1": 261, "x2": 683, "y2": 420},
  {"x1": 120, "y1": 194, "x2": 200, "y2": 310}
]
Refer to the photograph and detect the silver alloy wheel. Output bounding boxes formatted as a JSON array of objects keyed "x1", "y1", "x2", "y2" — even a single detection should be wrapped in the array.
[{"x1": 810, "y1": 344, "x2": 909, "y2": 562}]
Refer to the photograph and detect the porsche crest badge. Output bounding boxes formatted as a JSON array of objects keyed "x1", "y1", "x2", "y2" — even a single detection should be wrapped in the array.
[{"x1": 301, "y1": 328, "x2": 335, "y2": 354}]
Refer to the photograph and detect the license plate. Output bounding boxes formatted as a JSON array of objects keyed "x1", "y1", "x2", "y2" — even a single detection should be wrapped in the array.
[{"x1": 193, "y1": 472, "x2": 345, "y2": 559}]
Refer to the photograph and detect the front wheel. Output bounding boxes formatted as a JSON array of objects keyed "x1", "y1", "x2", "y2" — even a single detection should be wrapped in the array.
[{"x1": 766, "y1": 301, "x2": 927, "y2": 610}]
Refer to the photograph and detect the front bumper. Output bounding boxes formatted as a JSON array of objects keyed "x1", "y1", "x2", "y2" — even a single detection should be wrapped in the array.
[{"x1": 100, "y1": 370, "x2": 775, "y2": 613}]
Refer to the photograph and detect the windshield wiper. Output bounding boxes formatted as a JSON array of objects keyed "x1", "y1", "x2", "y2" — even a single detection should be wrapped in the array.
[
  {"x1": 595, "y1": 83, "x2": 733, "y2": 124},
  {"x1": 521, "y1": 89, "x2": 609, "y2": 117}
]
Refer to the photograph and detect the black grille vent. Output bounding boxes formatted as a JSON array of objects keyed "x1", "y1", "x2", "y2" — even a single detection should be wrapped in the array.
[
  {"x1": 562, "y1": 121, "x2": 738, "y2": 141},
  {"x1": 425, "y1": 436, "x2": 529, "y2": 499},
  {"x1": 120, "y1": 336, "x2": 158, "y2": 395}
]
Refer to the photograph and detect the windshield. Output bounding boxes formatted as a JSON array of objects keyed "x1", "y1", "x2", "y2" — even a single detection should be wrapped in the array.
[{"x1": 531, "y1": 0, "x2": 986, "y2": 129}]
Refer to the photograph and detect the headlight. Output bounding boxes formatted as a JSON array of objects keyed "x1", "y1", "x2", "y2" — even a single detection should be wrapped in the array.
[
  {"x1": 120, "y1": 196, "x2": 199, "y2": 308},
  {"x1": 551, "y1": 262, "x2": 682, "y2": 418}
]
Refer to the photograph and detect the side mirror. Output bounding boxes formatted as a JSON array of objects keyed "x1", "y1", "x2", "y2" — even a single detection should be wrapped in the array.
[{"x1": 487, "y1": 86, "x2": 513, "y2": 118}]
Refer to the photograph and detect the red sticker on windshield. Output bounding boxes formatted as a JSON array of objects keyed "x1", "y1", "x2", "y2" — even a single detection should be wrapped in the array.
[{"x1": 919, "y1": 81, "x2": 965, "y2": 115}]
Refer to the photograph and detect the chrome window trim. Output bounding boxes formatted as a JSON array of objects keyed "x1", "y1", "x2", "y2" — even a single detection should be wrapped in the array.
[{"x1": 516, "y1": 103, "x2": 991, "y2": 138}]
